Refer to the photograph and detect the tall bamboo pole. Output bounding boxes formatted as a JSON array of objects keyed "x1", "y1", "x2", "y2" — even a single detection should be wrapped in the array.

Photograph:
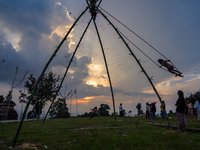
[
  {"x1": 43, "y1": 17, "x2": 93, "y2": 124},
  {"x1": 12, "y1": 6, "x2": 90, "y2": 148},
  {"x1": 93, "y1": 19, "x2": 117, "y2": 120},
  {"x1": 99, "y1": 10, "x2": 171, "y2": 128}
]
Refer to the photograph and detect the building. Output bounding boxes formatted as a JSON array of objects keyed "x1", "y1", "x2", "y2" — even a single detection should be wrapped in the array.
[{"x1": 0, "y1": 91, "x2": 18, "y2": 120}]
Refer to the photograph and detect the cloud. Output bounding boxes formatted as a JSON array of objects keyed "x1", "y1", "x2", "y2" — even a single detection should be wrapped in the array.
[{"x1": 0, "y1": 0, "x2": 74, "y2": 83}]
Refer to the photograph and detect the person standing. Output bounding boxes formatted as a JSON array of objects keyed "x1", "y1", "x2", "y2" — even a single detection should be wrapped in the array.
[
  {"x1": 187, "y1": 99, "x2": 194, "y2": 120},
  {"x1": 194, "y1": 96, "x2": 200, "y2": 121},
  {"x1": 175, "y1": 90, "x2": 187, "y2": 132},
  {"x1": 146, "y1": 103, "x2": 150, "y2": 119},
  {"x1": 160, "y1": 101, "x2": 166, "y2": 119},
  {"x1": 119, "y1": 103, "x2": 123, "y2": 117},
  {"x1": 151, "y1": 102, "x2": 156, "y2": 120}
]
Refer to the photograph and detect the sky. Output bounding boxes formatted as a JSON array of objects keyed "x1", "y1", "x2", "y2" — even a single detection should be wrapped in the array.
[{"x1": 0, "y1": 0, "x2": 200, "y2": 118}]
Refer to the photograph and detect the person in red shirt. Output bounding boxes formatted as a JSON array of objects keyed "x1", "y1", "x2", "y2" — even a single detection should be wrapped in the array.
[
  {"x1": 158, "y1": 59, "x2": 183, "y2": 77},
  {"x1": 89, "y1": 106, "x2": 99, "y2": 120}
]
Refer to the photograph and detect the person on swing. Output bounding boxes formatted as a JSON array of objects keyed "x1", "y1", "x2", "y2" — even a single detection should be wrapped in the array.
[{"x1": 158, "y1": 59, "x2": 183, "y2": 77}]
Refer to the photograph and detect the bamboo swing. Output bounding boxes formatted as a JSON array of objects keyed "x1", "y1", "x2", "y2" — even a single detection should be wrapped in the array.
[{"x1": 12, "y1": 0, "x2": 183, "y2": 147}]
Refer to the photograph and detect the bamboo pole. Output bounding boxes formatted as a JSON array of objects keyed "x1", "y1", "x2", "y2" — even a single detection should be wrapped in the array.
[
  {"x1": 43, "y1": 17, "x2": 93, "y2": 124},
  {"x1": 93, "y1": 19, "x2": 117, "y2": 120}
]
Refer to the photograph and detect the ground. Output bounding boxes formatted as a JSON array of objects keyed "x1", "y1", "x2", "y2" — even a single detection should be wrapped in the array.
[{"x1": 0, "y1": 114, "x2": 200, "y2": 150}]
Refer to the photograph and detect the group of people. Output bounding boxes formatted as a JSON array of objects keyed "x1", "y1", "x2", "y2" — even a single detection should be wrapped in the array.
[
  {"x1": 146, "y1": 102, "x2": 165, "y2": 120},
  {"x1": 185, "y1": 96, "x2": 200, "y2": 120},
  {"x1": 176, "y1": 90, "x2": 200, "y2": 132}
]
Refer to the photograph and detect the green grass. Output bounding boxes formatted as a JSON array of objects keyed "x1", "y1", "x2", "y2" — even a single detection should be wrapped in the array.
[{"x1": 0, "y1": 115, "x2": 200, "y2": 150}]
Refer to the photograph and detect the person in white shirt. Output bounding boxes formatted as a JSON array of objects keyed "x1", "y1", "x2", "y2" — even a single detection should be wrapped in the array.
[
  {"x1": 146, "y1": 103, "x2": 150, "y2": 119},
  {"x1": 119, "y1": 103, "x2": 123, "y2": 117}
]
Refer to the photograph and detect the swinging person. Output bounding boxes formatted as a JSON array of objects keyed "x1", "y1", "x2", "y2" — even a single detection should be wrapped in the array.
[
  {"x1": 158, "y1": 59, "x2": 183, "y2": 77},
  {"x1": 89, "y1": 106, "x2": 99, "y2": 120}
]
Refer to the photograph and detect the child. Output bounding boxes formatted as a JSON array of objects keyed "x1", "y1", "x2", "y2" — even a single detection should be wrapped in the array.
[
  {"x1": 89, "y1": 106, "x2": 99, "y2": 120},
  {"x1": 160, "y1": 101, "x2": 166, "y2": 119},
  {"x1": 187, "y1": 99, "x2": 194, "y2": 120},
  {"x1": 158, "y1": 59, "x2": 183, "y2": 77}
]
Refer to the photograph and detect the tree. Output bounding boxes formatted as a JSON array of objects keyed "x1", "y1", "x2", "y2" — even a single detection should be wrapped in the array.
[
  {"x1": 0, "y1": 95, "x2": 4, "y2": 103},
  {"x1": 19, "y1": 72, "x2": 61, "y2": 119},
  {"x1": 18, "y1": 91, "x2": 28, "y2": 118},
  {"x1": 80, "y1": 112, "x2": 90, "y2": 117},
  {"x1": 136, "y1": 103, "x2": 143, "y2": 115},
  {"x1": 99, "y1": 104, "x2": 110, "y2": 116},
  {"x1": 49, "y1": 97, "x2": 70, "y2": 118}
]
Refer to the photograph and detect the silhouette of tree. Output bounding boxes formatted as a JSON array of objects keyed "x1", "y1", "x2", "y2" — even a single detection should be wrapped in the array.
[
  {"x1": 19, "y1": 72, "x2": 61, "y2": 119},
  {"x1": 136, "y1": 103, "x2": 143, "y2": 115},
  {"x1": 99, "y1": 104, "x2": 110, "y2": 116}
]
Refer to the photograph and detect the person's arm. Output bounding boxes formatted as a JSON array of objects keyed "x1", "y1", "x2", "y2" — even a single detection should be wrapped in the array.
[{"x1": 175, "y1": 100, "x2": 179, "y2": 106}]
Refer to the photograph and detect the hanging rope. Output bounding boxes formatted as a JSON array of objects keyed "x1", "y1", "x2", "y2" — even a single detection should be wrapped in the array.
[
  {"x1": 99, "y1": 7, "x2": 180, "y2": 72},
  {"x1": 118, "y1": 30, "x2": 169, "y2": 72}
]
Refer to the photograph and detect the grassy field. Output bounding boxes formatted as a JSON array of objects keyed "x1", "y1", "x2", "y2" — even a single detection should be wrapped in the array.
[{"x1": 0, "y1": 114, "x2": 200, "y2": 150}]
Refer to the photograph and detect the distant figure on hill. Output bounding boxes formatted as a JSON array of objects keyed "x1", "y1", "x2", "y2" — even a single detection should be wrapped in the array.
[
  {"x1": 151, "y1": 102, "x2": 156, "y2": 120},
  {"x1": 187, "y1": 99, "x2": 194, "y2": 120},
  {"x1": 119, "y1": 103, "x2": 123, "y2": 117},
  {"x1": 89, "y1": 106, "x2": 99, "y2": 120},
  {"x1": 146, "y1": 103, "x2": 150, "y2": 119},
  {"x1": 175, "y1": 90, "x2": 187, "y2": 132},
  {"x1": 160, "y1": 101, "x2": 166, "y2": 119},
  {"x1": 158, "y1": 59, "x2": 183, "y2": 77},
  {"x1": 194, "y1": 96, "x2": 200, "y2": 121}
]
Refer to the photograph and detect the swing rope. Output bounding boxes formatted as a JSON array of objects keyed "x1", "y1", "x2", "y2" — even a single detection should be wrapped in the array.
[
  {"x1": 118, "y1": 30, "x2": 169, "y2": 72},
  {"x1": 99, "y1": 7, "x2": 181, "y2": 72}
]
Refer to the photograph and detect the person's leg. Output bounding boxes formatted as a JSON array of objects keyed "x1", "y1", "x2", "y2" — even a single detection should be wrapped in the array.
[
  {"x1": 188, "y1": 108, "x2": 191, "y2": 119},
  {"x1": 161, "y1": 111, "x2": 165, "y2": 119},
  {"x1": 147, "y1": 111, "x2": 150, "y2": 119},
  {"x1": 146, "y1": 111, "x2": 148, "y2": 119},
  {"x1": 151, "y1": 112, "x2": 155, "y2": 120},
  {"x1": 182, "y1": 113, "x2": 187, "y2": 131},
  {"x1": 177, "y1": 113, "x2": 183, "y2": 131},
  {"x1": 197, "y1": 110, "x2": 200, "y2": 121},
  {"x1": 191, "y1": 109, "x2": 194, "y2": 119}
]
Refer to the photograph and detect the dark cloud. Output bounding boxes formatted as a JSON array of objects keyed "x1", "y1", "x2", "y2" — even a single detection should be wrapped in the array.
[
  {"x1": 0, "y1": 0, "x2": 74, "y2": 84},
  {"x1": 0, "y1": 0, "x2": 57, "y2": 34},
  {"x1": 0, "y1": 31, "x2": 25, "y2": 83}
]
